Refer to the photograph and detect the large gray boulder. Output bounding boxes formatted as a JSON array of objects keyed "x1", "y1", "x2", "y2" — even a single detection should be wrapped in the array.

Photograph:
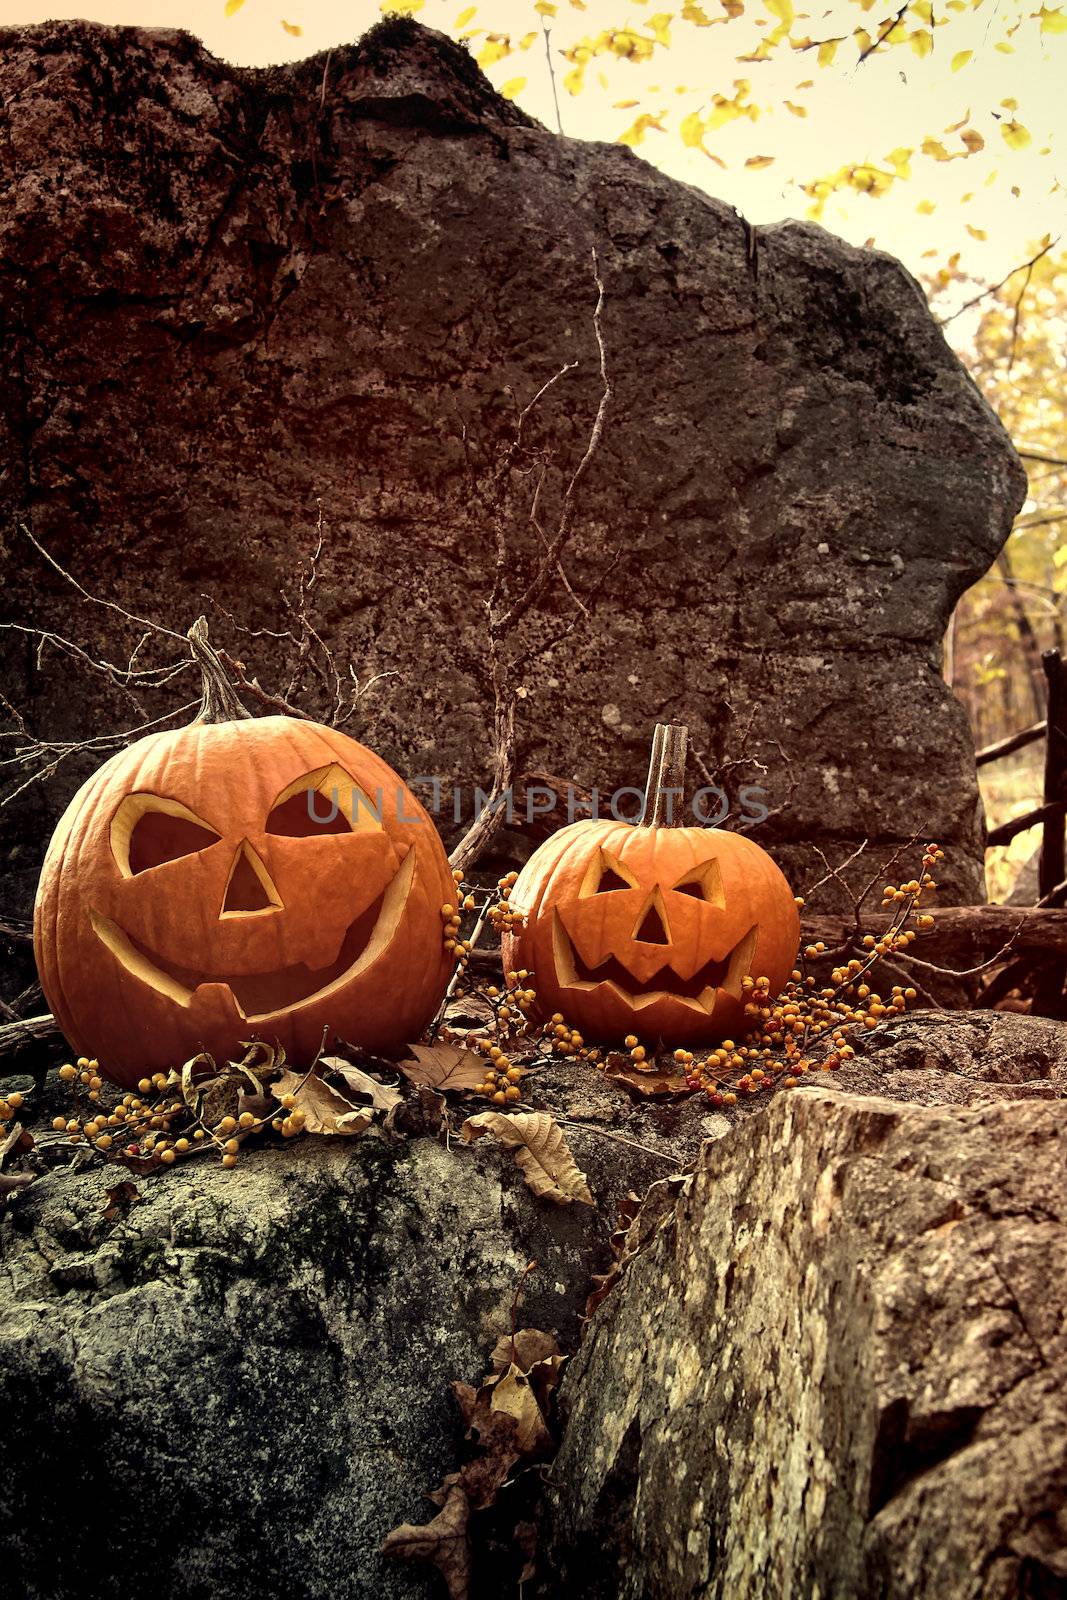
[
  {"x1": 544, "y1": 1085, "x2": 1067, "y2": 1598},
  {"x1": 3, "y1": 1011, "x2": 1066, "y2": 1599},
  {"x1": 0, "y1": 16, "x2": 1025, "y2": 914},
  {"x1": 0, "y1": 1089, "x2": 662, "y2": 1600}
]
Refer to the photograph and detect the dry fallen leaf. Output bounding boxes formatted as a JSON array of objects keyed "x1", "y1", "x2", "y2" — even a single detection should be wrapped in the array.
[
  {"x1": 381, "y1": 1481, "x2": 471, "y2": 1600},
  {"x1": 271, "y1": 1069, "x2": 373, "y2": 1137},
  {"x1": 398, "y1": 1043, "x2": 489, "y2": 1094},
  {"x1": 101, "y1": 1180, "x2": 141, "y2": 1223},
  {"x1": 0, "y1": 1120, "x2": 30, "y2": 1166},
  {"x1": 584, "y1": 1177, "x2": 689, "y2": 1320},
  {"x1": 526, "y1": 1352, "x2": 567, "y2": 1413},
  {"x1": 451, "y1": 1365, "x2": 556, "y2": 1502},
  {"x1": 444, "y1": 989, "x2": 497, "y2": 1028},
  {"x1": 490, "y1": 1364, "x2": 554, "y2": 1455},
  {"x1": 604, "y1": 1060, "x2": 691, "y2": 1098},
  {"x1": 320, "y1": 1057, "x2": 403, "y2": 1113},
  {"x1": 462, "y1": 1112, "x2": 593, "y2": 1206},
  {"x1": 447, "y1": 1391, "x2": 525, "y2": 1509},
  {"x1": 489, "y1": 1328, "x2": 560, "y2": 1374}
]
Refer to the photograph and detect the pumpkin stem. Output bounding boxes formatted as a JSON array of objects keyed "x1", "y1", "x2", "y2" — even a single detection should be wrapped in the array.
[
  {"x1": 188, "y1": 617, "x2": 252, "y2": 724},
  {"x1": 640, "y1": 723, "x2": 688, "y2": 827}
]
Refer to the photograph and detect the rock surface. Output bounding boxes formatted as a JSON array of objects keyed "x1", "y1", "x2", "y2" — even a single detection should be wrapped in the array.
[
  {"x1": 0, "y1": 1023, "x2": 721, "y2": 1600},
  {"x1": 0, "y1": 17, "x2": 1025, "y2": 915},
  {"x1": 2, "y1": 1010, "x2": 1065, "y2": 1599},
  {"x1": 0, "y1": 1106, "x2": 644, "y2": 1600},
  {"x1": 544, "y1": 1084, "x2": 1067, "y2": 1598}
]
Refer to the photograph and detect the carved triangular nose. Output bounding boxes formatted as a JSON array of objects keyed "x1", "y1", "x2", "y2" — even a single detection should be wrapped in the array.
[
  {"x1": 222, "y1": 842, "x2": 280, "y2": 915},
  {"x1": 634, "y1": 900, "x2": 670, "y2": 945}
]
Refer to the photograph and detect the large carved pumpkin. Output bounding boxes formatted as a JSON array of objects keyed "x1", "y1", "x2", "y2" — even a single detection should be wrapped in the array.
[
  {"x1": 502, "y1": 724, "x2": 800, "y2": 1047},
  {"x1": 34, "y1": 622, "x2": 454, "y2": 1087}
]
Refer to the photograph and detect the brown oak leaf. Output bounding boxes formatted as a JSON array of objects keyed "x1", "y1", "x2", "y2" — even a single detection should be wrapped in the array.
[
  {"x1": 398, "y1": 1044, "x2": 490, "y2": 1094},
  {"x1": 604, "y1": 1060, "x2": 692, "y2": 1098},
  {"x1": 381, "y1": 1481, "x2": 471, "y2": 1600},
  {"x1": 320, "y1": 1056, "x2": 403, "y2": 1113},
  {"x1": 462, "y1": 1111, "x2": 593, "y2": 1206},
  {"x1": 270, "y1": 1069, "x2": 372, "y2": 1136},
  {"x1": 489, "y1": 1364, "x2": 554, "y2": 1456},
  {"x1": 489, "y1": 1328, "x2": 560, "y2": 1374}
]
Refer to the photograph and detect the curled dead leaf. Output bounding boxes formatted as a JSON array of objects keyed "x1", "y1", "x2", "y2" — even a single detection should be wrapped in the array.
[
  {"x1": 583, "y1": 1175, "x2": 690, "y2": 1322},
  {"x1": 101, "y1": 1180, "x2": 141, "y2": 1223},
  {"x1": 321, "y1": 1056, "x2": 403, "y2": 1113},
  {"x1": 271, "y1": 1069, "x2": 373, "y2": 1137},
  {"x1": 604, "y1": 1060, "x2": 692, "y2": 1098},
  {"x1": 1, "y1": 1119, "x2": 30, "y2": 1166},
  {"x1": 399, "y1": 1043, "x2": 490, "y2": 1094},
  {"x1": 490, "y1": 1364, "x2": 554, "y2": 1455},
  {"x1": 448, "y1": 1389, "x2": 526, "y2": 1509},
  {"x1": 381, "y1": 1481, "x2": 471, "y2": 1600},
  {"x1": 489, "y1": 1328, "x2": 560, "y2": 1374},
  {"x1": 462, "y1": 1111, "x2": 593, "y2": 1206},
  {"x1": 526, "y1": 1352, "x2": 567, "y2": 1413}
]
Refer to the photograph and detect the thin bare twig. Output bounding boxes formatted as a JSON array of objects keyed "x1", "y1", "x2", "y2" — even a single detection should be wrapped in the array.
[
  {"x1": 857, "y1": 2, "x2": 908, "y2": 63},
  {"x1": 449, "y1": 249, "x2": 614, "y2": 873},
  {"x1": 542, "y1": 19, "x2": 563, "y2": 136},
  {"x1": 19, "y1": 523, "x2": 187, "y2": 643},
  {"x1": 497, "y1": 252, "x2": 613, "y2": 636},
  {"x1": 939, "y1": 237, "x2": 1059, "y2": 327},
  {"x1": 555, "y1": 1117, "x2": 683, "y2": 1166}
]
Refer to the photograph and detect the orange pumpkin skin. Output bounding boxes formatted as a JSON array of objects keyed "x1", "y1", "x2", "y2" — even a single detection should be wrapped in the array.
[
  {"x1": 34, "y1": 716, "x2": 454, "y2": 1088},
  {"x1": 502, "y1": 819, "x2": 800, "y2": 1048}
]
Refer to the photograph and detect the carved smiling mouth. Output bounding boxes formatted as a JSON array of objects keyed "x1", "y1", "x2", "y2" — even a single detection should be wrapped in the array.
[
  {"x1": 90, "y1": 849, "x2": 416, "y2": 1021},
  {"x1": 552, "y1": 914, "x2": 757, "y2": 1016}
]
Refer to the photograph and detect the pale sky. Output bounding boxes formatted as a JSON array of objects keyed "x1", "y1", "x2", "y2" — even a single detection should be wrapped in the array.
[{"x1": 3, "y1": 0, "x2": 1064, "y2": 328}]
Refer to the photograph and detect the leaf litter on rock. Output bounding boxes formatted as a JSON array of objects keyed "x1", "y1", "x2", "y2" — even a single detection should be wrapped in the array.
[
  {"x1": 462, "y1": 1110, "x2": 594, "y2": 1206},
  {"x1": 398, "y1": 1043, "x2": 493, "y2": 1094},
  {"x1": 383, "y1": 1315, "x2": 566, "y2": 1598}
]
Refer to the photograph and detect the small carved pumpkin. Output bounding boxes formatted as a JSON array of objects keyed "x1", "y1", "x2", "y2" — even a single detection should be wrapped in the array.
[
  {"x1": 502, "y1": 724, "x2": 800, "y2": 1047},
  {"x1": 34, "y1": 621, "x2": 453, "y2": 1087}
]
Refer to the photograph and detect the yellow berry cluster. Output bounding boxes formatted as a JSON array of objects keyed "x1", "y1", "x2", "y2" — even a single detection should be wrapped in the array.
[
  {"x1": 270, "y1": 1094, "x2": 308, "y2": 1145},
  {"x1": 473, "y1": 1044, "x2": 525, "y2": 1103},
  {"x1": 46, "y1": 1059, "x2": 309, "y2": 1169},
  {"x1": 545, "y1": 1012, "x2": 603, "y2": 1062},
  {"x1": 477, "y1": 976, "x2": 536, "y2": 1038},
  {"x1": 0, "y1": 1090, "x2": 26, "y2": 1123},
  {"x1": 487, "y1": 871, "x2": 523, "y2": 935}
]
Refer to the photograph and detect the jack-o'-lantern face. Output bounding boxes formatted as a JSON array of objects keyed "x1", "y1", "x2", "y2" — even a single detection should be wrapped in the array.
[
  {"x1": 553, "y1": 847, "x2": 758, "y2": 1008},
  {"x1": 35, "y1": 717, "x2": 454, "y2": 1087},
  {"x1": 502, "y1": 820, "x2": 800, "y2": 1048}
]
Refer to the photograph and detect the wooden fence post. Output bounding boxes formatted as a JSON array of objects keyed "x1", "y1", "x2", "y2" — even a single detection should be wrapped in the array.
[
  {"x1": 1035, "y1": 649, "x2": 1067, "y2": 1015},
  {"x1": 1038, "y1": 649, "x2": 1067, "y2": 901}
]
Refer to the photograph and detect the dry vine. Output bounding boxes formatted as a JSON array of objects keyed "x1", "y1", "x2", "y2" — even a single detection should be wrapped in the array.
[{"x1": 448, "y1": 246, "x2": 615, "y2": 874}]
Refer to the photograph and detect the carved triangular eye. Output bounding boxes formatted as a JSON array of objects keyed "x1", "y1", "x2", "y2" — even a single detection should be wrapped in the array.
[
  {"x1": 579, "y1": 850, "x2": 641, "y2": 898},
  {"x1": 266, "y1": 765, "x2": 383, "y2": 837},
  {"x1": 671, "y1": 860, "x2": 726, "y2": 908},
  {"x1": 111, "y1": 795, "x2": 220, "y2": 877},
  {"x1": 130, "y1": 813, "x2": 218, "y2": 873}
]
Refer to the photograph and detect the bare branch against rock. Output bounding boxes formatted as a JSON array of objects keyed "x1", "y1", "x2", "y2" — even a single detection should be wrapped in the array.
[
  {"x1": 0, "y1": 1012, "x2": 60, "y2": 1063},
  {"x1": 0, "y1": 509, "x2": 405, "y2": 810},
  {"x1": 449, "y1": 248, "x2": 614, "y2": 875},
  {"x1": 802, "y1": 905, "x2": 1067, "y2": 963}
]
